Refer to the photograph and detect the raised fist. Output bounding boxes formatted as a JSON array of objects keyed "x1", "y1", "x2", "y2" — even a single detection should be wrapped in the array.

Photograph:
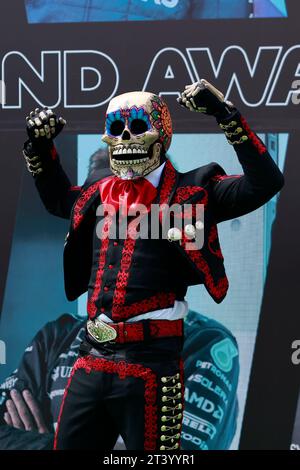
[
  {"x1": 177, "y1": 79, "x2": 234, "y2": 118},
  {"x1": 26, "y1": 107, "x2": 66, "y2": 143}
]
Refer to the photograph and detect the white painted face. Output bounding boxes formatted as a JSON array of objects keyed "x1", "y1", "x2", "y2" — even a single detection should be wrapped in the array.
[{"x1": 102, "y1": 91, "x2": 172, "y2": 179}]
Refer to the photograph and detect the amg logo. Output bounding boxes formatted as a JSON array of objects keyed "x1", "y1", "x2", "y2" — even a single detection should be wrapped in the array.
[{"x1": 1, "y1": 46, "x2": 300, "y2": 109}]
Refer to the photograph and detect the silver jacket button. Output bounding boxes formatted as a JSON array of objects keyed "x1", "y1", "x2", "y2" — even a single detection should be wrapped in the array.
[
  {"x1": 167, "y1": 227, "x2": 182, "y2": 242},
  {"x1": 184, "y1": 224, "x2": 196, "y2": 239},
  {"x1": 195, "y1": 220, "x2": 204, "y2": 231}
]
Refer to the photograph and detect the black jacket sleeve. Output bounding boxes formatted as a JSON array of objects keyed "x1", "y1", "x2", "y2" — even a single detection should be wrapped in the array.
[
  {"x1": 210, "y1": 111, "x2": 285, "y2": 223},
  {"x1": 0, "y1": 314, "x2": 78, "y2": 450},
  {"x1": 0, "y1": 326, "x2": 53, "y2": 450},
  {"x1": 0, "y1": 425, "x2": 53, "y2": 450},
  {"x1": 23, "y1": 140, "x2": 81, "y2": 219},
  {"x1": 0, "y1": 326, "x2": 53, "y2": 429}
]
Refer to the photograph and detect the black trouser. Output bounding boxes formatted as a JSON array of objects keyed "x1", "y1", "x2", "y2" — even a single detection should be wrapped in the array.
[{"x1": 54, "y1": 333, "x2": 184, "y2": 450}]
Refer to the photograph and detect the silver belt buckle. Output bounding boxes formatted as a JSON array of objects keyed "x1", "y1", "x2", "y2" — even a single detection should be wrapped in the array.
[{"x1": 87, "y1": 318, "x2": 117, "y2": 343}]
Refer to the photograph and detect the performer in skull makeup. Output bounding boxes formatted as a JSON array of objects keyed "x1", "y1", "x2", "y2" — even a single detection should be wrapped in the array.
[{"x1": 22, "y1": 80, "x2": 284, "y2": 450}]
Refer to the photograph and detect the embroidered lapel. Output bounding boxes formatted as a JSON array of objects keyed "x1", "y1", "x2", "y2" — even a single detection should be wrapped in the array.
[
  {"x1": 71, "y1": 181, "x2": 100, "y2": 231},
  {"x1": 155, "y1": 160, "x2": 179, "y2": 224}
]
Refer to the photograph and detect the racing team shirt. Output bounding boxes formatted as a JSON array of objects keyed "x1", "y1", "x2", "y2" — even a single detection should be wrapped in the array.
[{"x1": 182, "y1": 310, "x2": 239, "y2": 450}]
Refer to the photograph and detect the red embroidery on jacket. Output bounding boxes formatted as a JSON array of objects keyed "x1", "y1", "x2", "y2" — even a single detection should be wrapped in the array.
[
  {"x1": 172, "y1": 186, "x2": 208, "y2": 219},
  {"x1": 159, "y1": 160, "x2": 177, "y2": 205},
  {"x1": 54, "y1": 356, "x2": 158, "y2": 451},
  {"x1": 182, "y1": 235, "x2": 228, "y2": 301},
  {"x1": 87, "y1": 216, "x2": 113, "y2": 319},
  {"x1": 158, "y1": 160, "x2": 177, "y2": 223},
  {"x1": 70, "y1": 185, "x2": 82, "y2": 192},
  {"x1": 211, "y1": 174, "x2": 241, "y2": 183},
  {"x1": 112, "y1": 292, "x2": 176, "y2": 321},
  {"x1": 240, "y1": 116, "x2": 267, "y2": 155},
  {"x1": 208, "y1": 225, "x2": 224, "y2": 259},
  {"x1": 172, "y1": 186, "x2": 208, "y2": 206},
  {"x1": 111, "y1": 219, "x2": 177, "y2": 320},
  {"x1": 110, "y1": 219, "x2": 136, "y2": 320},
  {"x1": 72, "y1": 182, "x2": 99, "y2": 230},
  {"x1": 111, "y1": 235, "x2": 136, "y2": 320}
]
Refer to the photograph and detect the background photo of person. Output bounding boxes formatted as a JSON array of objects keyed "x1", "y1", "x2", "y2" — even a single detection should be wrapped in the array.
[{"x1": 24, "y1": 0, "x2": 288, "y2": 23}]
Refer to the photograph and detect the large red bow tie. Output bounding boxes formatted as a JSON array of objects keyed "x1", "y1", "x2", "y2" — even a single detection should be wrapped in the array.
[{"x1": 99, "y1": 175, "x2": 157, "y2": 214}]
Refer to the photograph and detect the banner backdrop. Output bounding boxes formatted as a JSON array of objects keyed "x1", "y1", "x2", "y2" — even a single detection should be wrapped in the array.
[{"x1": 0, "y1": 0, "x2": 299, "y2": 451}]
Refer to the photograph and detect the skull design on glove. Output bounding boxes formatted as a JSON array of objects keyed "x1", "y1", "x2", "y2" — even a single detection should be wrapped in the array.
[{"x1": 102, "y1": 91, "x2": 173, "y2": 179}]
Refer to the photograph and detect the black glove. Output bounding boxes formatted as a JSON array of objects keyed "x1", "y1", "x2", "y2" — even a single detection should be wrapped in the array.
[
  {"x1": 26, "y1": 107, "x2": 66, "y2": 148},
  {"x1": 177, "y1": 79, "x2": 235, "y2": 120},
  {"x1": 23, "y1": 108, "x2": 66, "y2": 176}
]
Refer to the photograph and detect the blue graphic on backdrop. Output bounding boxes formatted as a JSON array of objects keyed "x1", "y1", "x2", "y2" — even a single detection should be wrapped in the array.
[{"x1": 25, "y1": 0, "x2": 288, "y2": 24}]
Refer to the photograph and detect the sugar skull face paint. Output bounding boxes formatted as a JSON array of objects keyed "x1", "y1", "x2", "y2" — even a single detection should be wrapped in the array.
[{"x1": 102, "y1": 91, "x2": 173, "y2": 179}]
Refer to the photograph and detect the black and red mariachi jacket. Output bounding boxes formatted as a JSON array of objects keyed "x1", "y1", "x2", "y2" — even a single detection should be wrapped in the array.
[{"x1": 27, "y1": 112, "x2": 284, "y2": 322}]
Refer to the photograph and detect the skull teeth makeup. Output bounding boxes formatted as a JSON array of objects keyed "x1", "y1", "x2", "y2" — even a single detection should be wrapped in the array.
[
  {"x1": 112, "y1": 158, "x2": 149, "y2": 165},
  {"x1": 112, "y1": 157, "x2": 149, "y2": 163},
  {"x1": 102, "y1": 91, "x2": 173, "y2": 179},
  {"x1": 112, "y1": 146, "x2": 148, "y2": 156}
]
